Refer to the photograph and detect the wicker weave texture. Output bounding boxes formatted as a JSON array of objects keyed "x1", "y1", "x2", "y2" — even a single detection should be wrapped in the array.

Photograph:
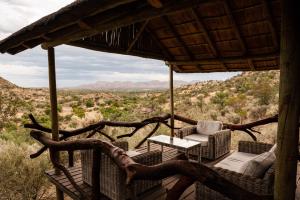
[
  {"x1": 177, "y1": 126, "x2": 231, "y2": 160},
  {"x1": 81, "y1": 142, "x2": 162, "y2": 200},
  {"x1": 196, "y1": 141, "x2": 275, "y2": 200}
]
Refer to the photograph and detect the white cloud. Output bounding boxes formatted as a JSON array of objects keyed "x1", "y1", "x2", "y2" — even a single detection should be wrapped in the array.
[
  {"x1": 0, "y1": 0, "x2": 73, "y2": 38},
  {"x1": 0, "y1": 1, "x2": 240, "y2": 88}
]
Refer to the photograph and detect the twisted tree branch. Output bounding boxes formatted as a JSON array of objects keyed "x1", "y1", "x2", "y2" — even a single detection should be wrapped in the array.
[
  {"x1": 26, "y1": 113, "x2": 281, "y2": 157},
  {"x1": 30, "y1": 131, "x2": 272, "y2": 200}
]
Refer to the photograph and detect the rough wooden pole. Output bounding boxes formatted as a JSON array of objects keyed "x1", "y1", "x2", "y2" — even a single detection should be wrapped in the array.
[
  {"x1": 274, "y1": 0, "x2": 300, "y2": 199},
  {"x1": 169, "y1": 65, "x2": 175, "y2": 138},
  {"x1": 47, "y1": 47, "x2": 64, "y2": 200}
]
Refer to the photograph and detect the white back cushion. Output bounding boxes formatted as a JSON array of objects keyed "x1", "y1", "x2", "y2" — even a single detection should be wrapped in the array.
[
  {"x1": 242, "y1": 151, "x2": 276, "y2": 178},
  {"x1": 269, "y1": 143, "x2": 277, "y2": 153},
  {"x1": 196, "y1": 120, "x2": 222, "y2": 135}
]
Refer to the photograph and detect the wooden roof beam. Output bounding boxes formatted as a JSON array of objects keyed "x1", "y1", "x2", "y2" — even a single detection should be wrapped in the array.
[
  {"x1": 21, "y1": 43, "x2": 31, "y2": 49},
  {"x1": 162, "y1": 16, "x2": 194, "y2": 60},
  {"x1": 146, "y1": 27, "x2": 173, "y2": 60},
  {"x1": 190, "y1": 8, "x2": 218, "y2": 57},
  {"x1": 41, "y1": 0, "x2": 215, "y2": 49},
  {"x1": 68, "y1": 40, "x2": 165, "y2": 60},
  {"x1": 223, "y1": 0, "x2": 247, "y2": 55},
  {"x1": 77, "y1": 19, "x2": 93, "y2": 30},
  {"x1": 0, "y1": 0, "x2": 140, "y2": 52},
  {"x1": 126, "y1": 20, "x2": 149, "y2": 53},
  {"x1": 221, "y1": 63, "x2": 229, "y2": 71},
  {"x1": 41, "y1": 34, "x2": 52, "y2": 41},
  {"x1": 262, "y1": 0, "x2": 279, "y2": 50},
  {"x1": 166, "y1": 53, "x2": 279, "y2": 65}
]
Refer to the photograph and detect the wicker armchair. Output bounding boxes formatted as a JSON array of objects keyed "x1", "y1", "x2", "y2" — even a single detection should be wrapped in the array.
[
  {"x1": 81, "y1": 142, "x2": 162, "y2": 200},
  {"x1": 196, "y1": 141, "x2": 275, "y2": 200},
  {"x1": 176, "y1": 121, "x2": 231, "y2": 160},
  {"x1": 81, "y1": 141, "x2": 162, "y2": 200}
]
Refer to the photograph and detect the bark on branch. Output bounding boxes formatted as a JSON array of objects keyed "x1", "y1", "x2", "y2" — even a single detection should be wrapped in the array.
[
  {"x1": 30, "y1": 131, "x2": 272, "y2": 200},
  {"x1": 25, "y1": 113, "x2": 280, "y2": 157}
]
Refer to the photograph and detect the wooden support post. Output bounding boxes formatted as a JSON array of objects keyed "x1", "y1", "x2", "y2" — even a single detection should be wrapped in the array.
[
  {"x1": 169, "y1": 65, "x2": 175, "y2": 138},
  {"x1": 275, "y1": 0, "x2": 300, "y2": 199},
  {"x1": 48, "y1": 47, "x2": 64, "y2": 200}
]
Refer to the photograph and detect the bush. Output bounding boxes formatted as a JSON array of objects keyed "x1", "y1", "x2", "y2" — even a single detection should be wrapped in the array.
[
  {"x1": 72, "y1": 106, "x2": 85, "y2": 118},
  {"x1": 211, "y1": 92, "x2": 228, "y2": 109},
  {"x1": 253, "y1": 81, "x2": 274, "y2": 105},
  {"x1": 0, "y1": 141, "x2": 52, "y2": 199},
  {"x1": 85, "y1": 99, "x2": 94, "y2": 108}
]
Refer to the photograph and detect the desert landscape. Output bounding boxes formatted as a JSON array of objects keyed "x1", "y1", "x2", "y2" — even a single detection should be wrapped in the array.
[{"x1": 0, "y1": 70, "x2": 279, "y2": 199}]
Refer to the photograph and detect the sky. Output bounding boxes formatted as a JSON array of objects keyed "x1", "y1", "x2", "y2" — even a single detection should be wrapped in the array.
[{"x1": 0, "y1": 0, "x2": 239, "y2": 88}]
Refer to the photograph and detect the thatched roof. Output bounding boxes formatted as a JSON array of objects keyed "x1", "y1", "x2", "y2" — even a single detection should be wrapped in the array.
[{"x1": 0, "y1": 0, "x2": 280, "y2": 73}]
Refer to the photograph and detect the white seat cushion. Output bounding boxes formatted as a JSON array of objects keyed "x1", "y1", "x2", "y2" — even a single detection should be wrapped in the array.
[
  {"x1": 214, "y1": 152, "x2": 257, "y2": 173},
  {"x1": 184, "y1": 134, "x2": 209, "y2": 146},
  {"x1": 243, "y1": 151, "x2": 276, "y2": 178},
  {"x1": 196, "y1": 120, "x2": 222, "y2": 135},
  {"x1": 126, "y1": 150, "x2": 141, "y2": 157}
]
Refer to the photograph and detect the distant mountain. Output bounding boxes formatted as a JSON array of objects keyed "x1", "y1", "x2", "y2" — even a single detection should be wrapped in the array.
[
  {"x1": 73, "y1": 80, "x2": 191, "y2": 91},
  {"x1": 0, "y1": 77, "x2": 17, "y2": 89}
]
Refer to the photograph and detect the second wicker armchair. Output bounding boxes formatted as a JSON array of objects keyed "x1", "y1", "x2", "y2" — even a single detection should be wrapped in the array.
[{"x1": 177, "y1": 120, "x2": 231, "y2": 160}]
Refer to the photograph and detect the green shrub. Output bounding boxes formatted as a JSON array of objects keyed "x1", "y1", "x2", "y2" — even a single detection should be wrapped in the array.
[
  {"x1": 72, "y1": 106, "x2": 85, "y2": 118},
  {"x1": 85, "y1": 99, "x2": 94, "y2": 108},
  {"x1": 0, "y1": 141, "x2": 52, "y2": 199},
  {"x1": 211, "y1": 92, "x2": 228, "y2": 109}
]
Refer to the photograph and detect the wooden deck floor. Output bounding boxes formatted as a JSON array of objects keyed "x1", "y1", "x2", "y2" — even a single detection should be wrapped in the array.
[{"x1": 46, "y1": 143, "x2": 300, "y2": 200}]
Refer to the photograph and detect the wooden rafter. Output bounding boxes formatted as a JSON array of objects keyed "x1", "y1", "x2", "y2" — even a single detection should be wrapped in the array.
[
  {"x1": 21, "y1": 43, "x2": 31, "y2": 49},
  {"x1": 221, "y1": 62, "x2": 229, "y2": 71},
  {"x1": 77, "y1": 19, "x2": 93, "y2": 30},
  {"x1": 41, "y1": 34, "x2": 51, "y2": 41},
  {"x1": 262, "y1": 0, "x2": 279, "y2": 50},
  {"x1": 147, "y1": 0, "x2": 163, "y2": 8},
  {"x1": 223, "y1": 0, "x2": 247, "y2": 55},
  {"x1": 247, "y1": 59, "x2": 256, "y2": 71},
  {"x1": 68, "y1": 40, "x2": 165, "y2": 60},
  {"x1": 126, "y1": 20, "x2": 149, "y2": 53},
  {"x1": 190, "y1": 8, "x2": 218, "y2": 57},
  {"x1": 41, "y1": 0, "x2": 213, "y2": 49},
  {"x1": 145, "y1": 27, "x2": 173, "y2": 60},
  {"x1": 162, "y1": 16, "x2": 194, "y2": 60}
]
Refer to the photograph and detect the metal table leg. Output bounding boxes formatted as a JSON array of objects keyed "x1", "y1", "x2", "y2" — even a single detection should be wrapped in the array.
[{"x1": 147, "y1": 141, "x2": 150, "y2": 152}]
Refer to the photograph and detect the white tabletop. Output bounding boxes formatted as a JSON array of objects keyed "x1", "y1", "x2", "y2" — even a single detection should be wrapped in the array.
[{"x1": 147, "y1": 135, "x2": 201, "y2": 149}]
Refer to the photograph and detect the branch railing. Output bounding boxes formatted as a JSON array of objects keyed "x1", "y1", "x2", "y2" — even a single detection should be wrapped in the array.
[
  {"x1": 30, "y1": 130, "x2": 273, "y2": 200},
  {"x1": 25, "y1": 113, "x2": 280, "y2": 164}
]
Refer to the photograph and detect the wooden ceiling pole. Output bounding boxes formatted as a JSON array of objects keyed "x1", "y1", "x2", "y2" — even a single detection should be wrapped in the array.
[
  {"x1": 275, "y1": 0, "x2": 300, "y2": 199},
  {"x1": 190, "y1": 8, "x2": 218, "y2": 57},
  {"x1": 47, "y1": 47, "x2": 64, "y2": 200},
  {"x1": 126, "y1": 20, "x2": 149, "y2": 53},
  {"x1": 146, "y1": 27, "x2": 183, "y2": 72},
  {"x1": 223, "y1": 0, "x2": 247, "y2": 55},
  {"x1": 169, "y1": 64, "x2": 175, "y2": 138},
  {"x1": 262, "y1": 0, "x2": 279, "y2": 50},
  {"x1": 162, "y1": 16, "x2": 194, "y2": 60}
]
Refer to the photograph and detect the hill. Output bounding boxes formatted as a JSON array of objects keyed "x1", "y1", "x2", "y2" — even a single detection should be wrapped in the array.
[
  {"x1": 0, "y1": 77, "x2": 17, "y2": 89},
  {"x1": 73, "y1": 80, "x2": 190, "y2": 91}
]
